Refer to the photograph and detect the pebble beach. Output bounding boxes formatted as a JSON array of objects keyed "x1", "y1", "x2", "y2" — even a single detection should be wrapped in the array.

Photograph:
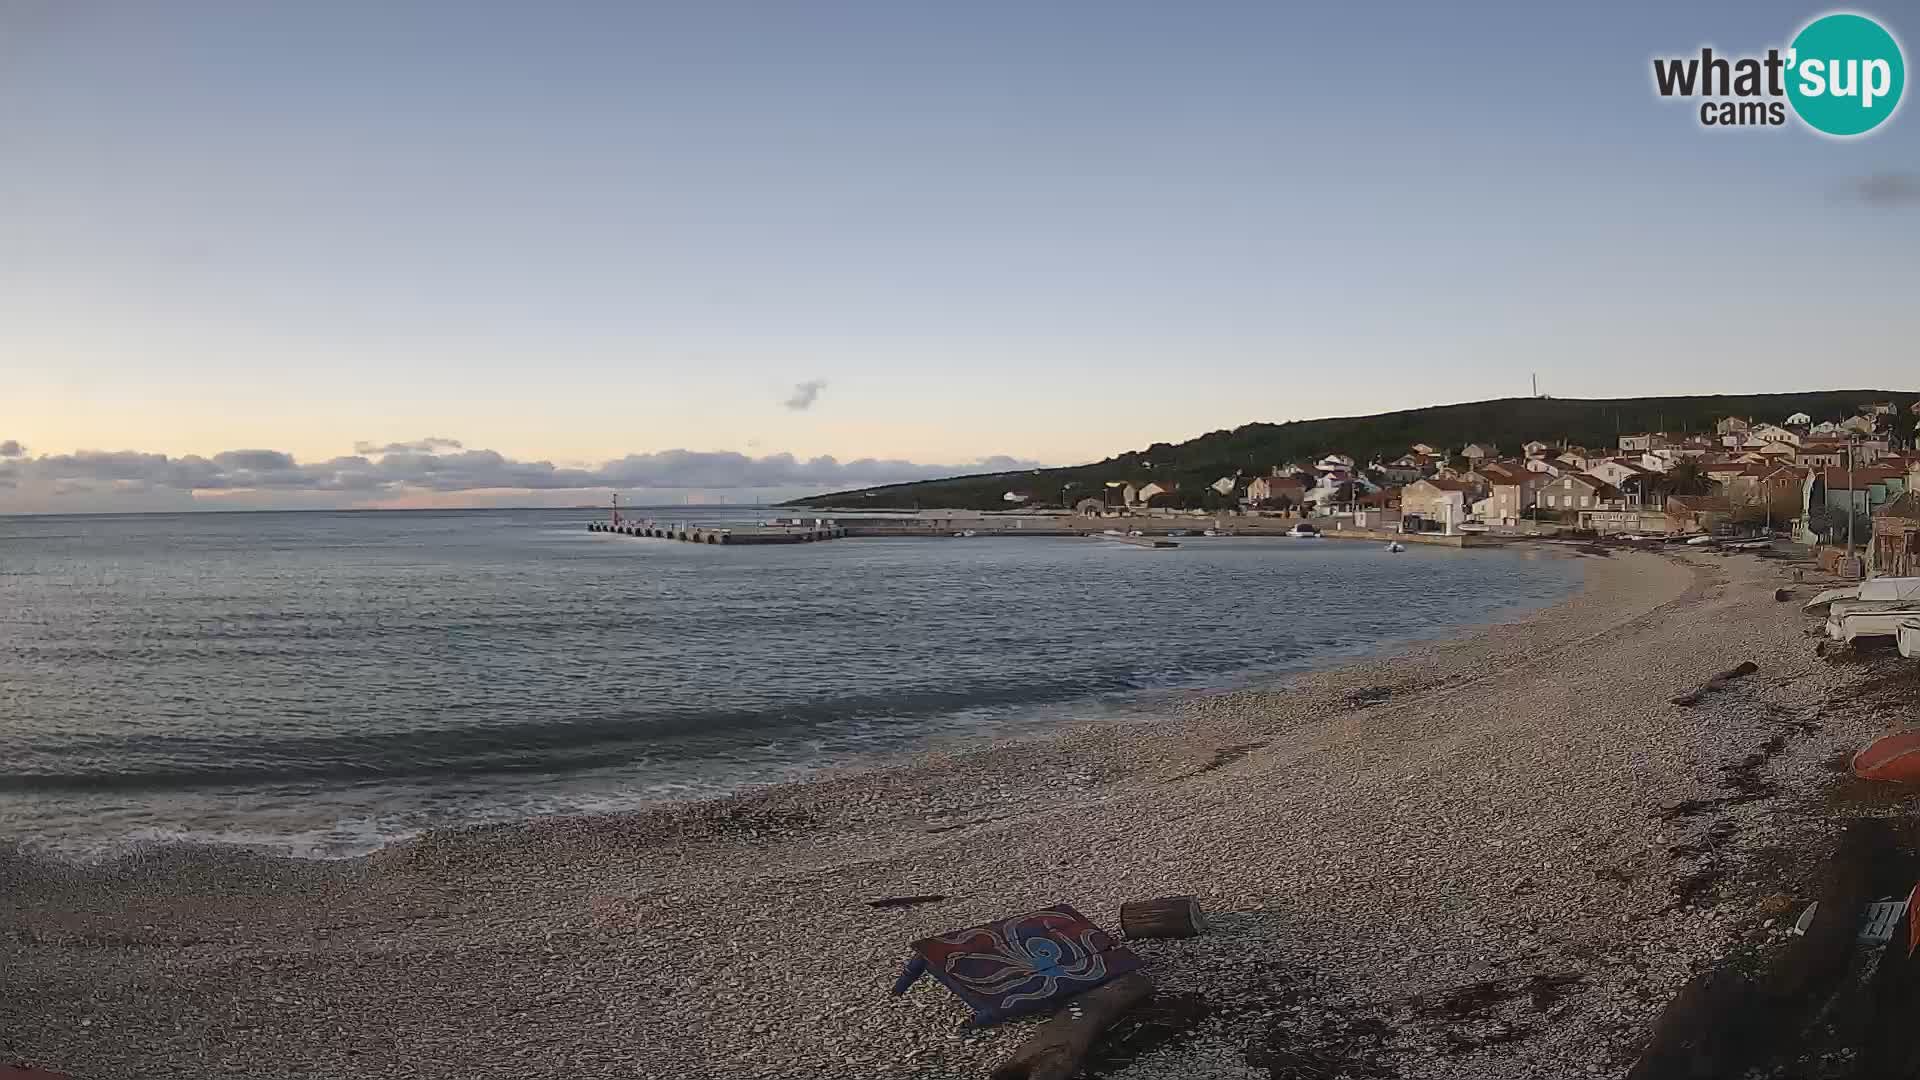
[{"x1": 4, "y1": 544, "x2": 1911, "y2": 1079}]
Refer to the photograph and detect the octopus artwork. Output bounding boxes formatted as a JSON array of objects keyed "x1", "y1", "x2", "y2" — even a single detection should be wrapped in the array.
[{"x1": 890, "y1": 904, "x2": 1141, "y2": 1024}]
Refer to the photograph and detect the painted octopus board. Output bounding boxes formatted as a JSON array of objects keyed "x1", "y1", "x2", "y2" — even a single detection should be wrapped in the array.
[{"x1": 891, "y1": 904, "x2": 1141, "y2": 1024}]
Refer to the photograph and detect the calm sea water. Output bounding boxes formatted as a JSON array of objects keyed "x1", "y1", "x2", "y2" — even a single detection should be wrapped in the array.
[{"x1": 0, "y1": 509, "x2": 1577, "y2": 858}]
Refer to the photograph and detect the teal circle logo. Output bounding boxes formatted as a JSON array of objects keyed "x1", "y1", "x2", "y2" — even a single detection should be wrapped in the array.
[{"x1": 1786, "y1": 13, "x2": 1905, "y2": 136}]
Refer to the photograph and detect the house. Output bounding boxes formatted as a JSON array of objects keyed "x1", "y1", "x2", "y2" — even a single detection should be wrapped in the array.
[
  {"x1": 1460, "y1": 443, "x2": 1494, "y2": 462},
  {"x1": 1745, "y1": 423, "x2": 1801, "y2": 446},
  {"x1": 1666, "y1": 495, "x2": 1734, "y2": 533},
  {"x1": 1374, "y1": 458, "x2": 1429, "y2": 484},
  {"x1": 1619, "y1": 432, "x2": 1675, "y2": 453},
  {"x1": 1586, "y1": 457, "x2": 1654, "y2": 498},
  {"x1": 1557, "y1": 447, "x2": 1598, "y2": 470},
  {"x1": 1786, "y1": 411, "x2": 1812, "y2": 426},
  {"x1": 1411, "y1": 443, "x2": 1439, "y2": 456},
  {"x1": 1246, "y1": 475, "x2": 1305, "y2": 507},
  {"x1": 1401, "y1": 477, "x2": 1479, "y2": 527},
  {"x1": 1538, "y1": 473, "x2": 1623, "y2": 513},
  {"x1": 1073, "y1": 497, "x2": 1107, "y2": 516},
  {"x1": 1873, "y1": 492, "x2": 1920, "y2": 577},
  {"x1": 1727, "y1": 465, "x2": 1808, "y2": 527},
  {"x1": 1798, "y1": 442, "x2": 1848, "y2": 469},
  {"x1": 1743, "y1": 440, "x2": 1799, "y2": 458},
  {"x1": 1799, "y1": 466, "x2": 1911, "y2": 543},
  {"x1": 1842, "y1": 415, "x2": 1879, "y2": 434},
  {"x1": 1580, "y1": 508, "x2": 1677, "y2": 535},
  {"x1": 1522, "y1": 440, "x2": 1556, "y2": 458},
  {"x1": 1136, "y1": 480, "x2": 1178, "y2": 504},
  {"x1": 1525, "y1": 457, "x2": 1565, "y2": 477},
  {"x1": 1703, "y1": 460, "x2": 1757, "y2": 486},
  {"x1": 1210, "y1": 476, "x2": 1238, "y2": 496},
  {"x1": 1715, "y1": 416, "x2": 1751, "y2": 435},
  {"x1": 1109, "y1": 481, "x2": 1139, "y2": 506},
  {"x1": 1810, "y1": 420, "x2": 1847, "y2": 437},
  {"x1": 1480, "y1": 461, "x2": 1550, "y2": 525},
  {"x1": 1866, "y1": 402, "x2": 1898, "y2": 416}
]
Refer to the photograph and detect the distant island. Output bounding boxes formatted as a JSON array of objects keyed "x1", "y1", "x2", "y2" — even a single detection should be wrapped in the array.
[{"x1": 784, "y1": 390, "x2": 1919, "y2": 511}]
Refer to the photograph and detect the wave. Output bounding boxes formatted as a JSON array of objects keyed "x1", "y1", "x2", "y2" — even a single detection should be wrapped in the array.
[{"x1": 0, "y1": 653, "x2": 1295, "y2": 793}]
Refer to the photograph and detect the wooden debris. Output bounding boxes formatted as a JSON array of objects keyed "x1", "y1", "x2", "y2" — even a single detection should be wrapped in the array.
[
  {"x1": 866, "y1": 894, "x2": 947, "y2": 909},
  {"x1": 989, "y1": 972, "x2": 1154, "y2": 1080},
  {"x1": 1670, "y1": 661, "x2": 1759, "y2": 706},
  {"x1": 1119, "y1": 896, "x2": 1208, "y2": 940}
]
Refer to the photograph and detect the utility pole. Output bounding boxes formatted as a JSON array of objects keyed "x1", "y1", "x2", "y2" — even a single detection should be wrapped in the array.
[{"x1": 1846, "y1": 433, "x2": 1858, "y2": 568}]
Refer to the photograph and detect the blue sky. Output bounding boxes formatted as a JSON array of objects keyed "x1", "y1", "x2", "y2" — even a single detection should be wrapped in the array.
[{"x1": 1, "y1": 0, "x2": 1915, "y2": 509}]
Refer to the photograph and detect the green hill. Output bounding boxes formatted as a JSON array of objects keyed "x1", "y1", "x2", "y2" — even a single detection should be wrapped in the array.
[{"x1": 786, "y1": 390, "x2": 1917, "y2": 511}]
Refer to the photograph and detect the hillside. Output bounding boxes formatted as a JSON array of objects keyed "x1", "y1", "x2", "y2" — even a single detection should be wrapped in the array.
[{"x1": 785, "y1": 390, "x2": 1918, "y2": 510}]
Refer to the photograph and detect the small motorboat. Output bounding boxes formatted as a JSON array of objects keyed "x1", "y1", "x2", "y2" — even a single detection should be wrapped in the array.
[
  {"x1": 1386, "y1": 541, "x2": 1406, "y2": 552},
  {"x1": 1685, "y1": 534, "x2": 1717, "y2": 546}
]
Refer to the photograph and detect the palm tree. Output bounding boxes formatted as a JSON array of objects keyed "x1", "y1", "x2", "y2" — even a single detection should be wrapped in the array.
[{"x1": 1660, "y1": 459, "x2": 1712, "y2": 499}]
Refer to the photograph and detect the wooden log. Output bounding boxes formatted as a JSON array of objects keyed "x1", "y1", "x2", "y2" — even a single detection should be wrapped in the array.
[
  {"x1": 988, "y1": 972, "x2": 1153, "y2": 1080},
  {"x1": 1119, "y1": 896, "x2": 1207, "y2": 940},
  {"x1": 1669, "y1": 662, "x2": 1759, "y2": 706}
]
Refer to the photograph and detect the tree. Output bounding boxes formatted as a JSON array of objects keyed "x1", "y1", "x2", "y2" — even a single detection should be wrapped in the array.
[
  {"x1": 1808, "y1": 501, "x2": 1873, "y2": 546},
  {"x1": 1657, "y1": 459, "x2": 1712, "y2": 500}
]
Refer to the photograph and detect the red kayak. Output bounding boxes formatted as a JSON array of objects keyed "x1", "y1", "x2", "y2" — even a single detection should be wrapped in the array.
[{"x1": 1853, "y1": 731, "x2": 1920, "y2": 784}]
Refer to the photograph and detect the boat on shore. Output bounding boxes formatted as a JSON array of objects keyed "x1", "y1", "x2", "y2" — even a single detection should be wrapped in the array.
[{"x1": 1386, "y1": 541, "x2": 1405, "y2": 552}]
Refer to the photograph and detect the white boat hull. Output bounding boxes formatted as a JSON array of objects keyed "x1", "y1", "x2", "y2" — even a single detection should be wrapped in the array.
[{"x1": 1900, "y1": 618, "x2": 1920, "y2": 659}]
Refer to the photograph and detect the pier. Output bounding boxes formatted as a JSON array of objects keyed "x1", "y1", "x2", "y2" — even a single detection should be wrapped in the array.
[
  {"x1": 587, "y1": 521, "x2": 845, "y2": 545},
  {"x1": 1090, "y1": 533, "x2": 1180, "y2": 548},
  {"x1": 588, "y1": 513, "x2": 1499, "y2": 547}
]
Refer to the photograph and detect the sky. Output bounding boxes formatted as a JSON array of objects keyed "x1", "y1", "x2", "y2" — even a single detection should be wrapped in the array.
[{"x1": 2, "y1": 0, "x2": 1917, "y2": 511}]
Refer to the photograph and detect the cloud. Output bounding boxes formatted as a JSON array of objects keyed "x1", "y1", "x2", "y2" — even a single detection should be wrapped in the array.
[
  {"x1": 783, "y1": 379, "x2": 827, "y2": 411},
  {"x1": 0, "y1": 440, "x2": 23, "y2": 457},
  {"x1": 352, "y1": 436, "x2": 465, "y2": 455},
  {"x1": 0, "y1": 437, "x2": 1041, "y2": 506},
  {"x1": 1848, "y1": 173, "x2": 1920, "y2": 207}
]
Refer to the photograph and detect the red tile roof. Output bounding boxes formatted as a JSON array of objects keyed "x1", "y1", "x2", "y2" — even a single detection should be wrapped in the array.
[{"x1": 1821, "y1": 467, "x2": 1906, "y2": 489}]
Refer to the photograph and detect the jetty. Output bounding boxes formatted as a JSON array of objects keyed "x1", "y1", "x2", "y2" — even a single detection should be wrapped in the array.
[
  {"x1": 1090, "y1": 533, "x2": 1180, "y2": 548},
  {"x1": 588, "y1": 521, "x2": 844, "y2": 545}
]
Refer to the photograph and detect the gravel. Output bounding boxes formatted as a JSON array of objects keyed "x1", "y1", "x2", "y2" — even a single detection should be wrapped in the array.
[{"x1": 2, "y1": 546, "x2": 1905, "y2": 1079}]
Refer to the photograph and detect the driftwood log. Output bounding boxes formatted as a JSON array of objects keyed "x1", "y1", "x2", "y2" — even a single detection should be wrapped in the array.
[
  {"x1": 989, "y1": 972, "x2": 1154, "y2": 1080},
  {"x1": 1670, "y1": 661, "x2": 1759, "y2": 706},
  {"x1": 1119, "y1": 896, "x2": 1207, "y2": 939}
]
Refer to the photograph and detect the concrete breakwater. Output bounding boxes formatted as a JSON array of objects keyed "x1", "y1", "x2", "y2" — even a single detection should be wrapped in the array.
[
  {"x1": 587, "y1": 521, "x2": 845, "y2": 545},
  {"x1": 590, "y1": 516, "x2": 1497, "y2": 546}
]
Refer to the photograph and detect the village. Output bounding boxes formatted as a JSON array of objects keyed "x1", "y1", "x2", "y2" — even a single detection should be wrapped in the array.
[{"x1": 1055, "y1": 398, "x2": 1920, "y2": 578}]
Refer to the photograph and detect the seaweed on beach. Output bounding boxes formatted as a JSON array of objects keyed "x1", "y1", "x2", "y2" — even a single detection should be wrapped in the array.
[
  {"x1": 1194, "y1": 741, "x2": 1269, "y2": 776},
  {"x1": 1343, "y1": 686, "x2": 1396, "y2": 708}
]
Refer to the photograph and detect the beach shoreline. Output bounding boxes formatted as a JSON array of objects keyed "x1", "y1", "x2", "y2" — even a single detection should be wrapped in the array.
[{"x1": 4, "y1": 545, "x2": 1908, "y2": 1079}]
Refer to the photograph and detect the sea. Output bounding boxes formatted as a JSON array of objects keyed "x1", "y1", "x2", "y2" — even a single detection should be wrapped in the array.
[{"x1": 0, "y1": 508, "x2": 1579, "y2": 859}]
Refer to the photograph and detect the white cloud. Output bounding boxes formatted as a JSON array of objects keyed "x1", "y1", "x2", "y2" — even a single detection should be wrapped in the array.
[
  {"x1": 0, "y1": 437, "x2": 1039, "y2": 508},
  {"x1": 783, "y1": 379, "x2": 827, "y2": 410}
]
